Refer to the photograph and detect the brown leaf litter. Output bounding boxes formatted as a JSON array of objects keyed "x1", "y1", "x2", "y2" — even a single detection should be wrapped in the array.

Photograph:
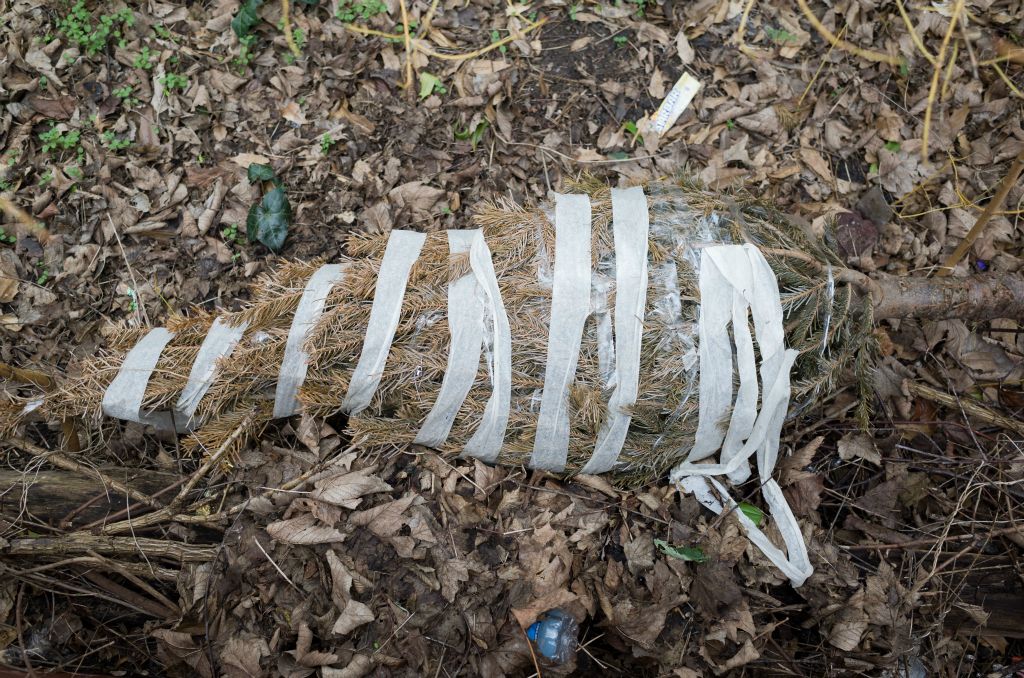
[{"x1": 2, "y1": 0, "x2": 1024, "y2": 675}]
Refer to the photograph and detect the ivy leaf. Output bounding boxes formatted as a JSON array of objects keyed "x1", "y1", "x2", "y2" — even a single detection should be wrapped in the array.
[
  {"x1": 246, "y1": 186, "x2": 291, "y2": 252},
  {"x1": 654, "y1": 538, "x2": 707, "y2": 563},
  {"x1": 232, "y1": 0, "x2": 265, "y2": 39},
  {"x1": 738, "y1": 502, "x2": 764, "y2": 527},
  {"x1": 247, "y1": 162, "x2": 276, "y2": 183}
]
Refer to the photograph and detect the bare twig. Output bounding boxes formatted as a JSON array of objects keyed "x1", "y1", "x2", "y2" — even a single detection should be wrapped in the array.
[
  {"x1": 281, "y1": 0, "x2": 301, "y2": 58},
  {"x1": 937, "y1": 147, "x2": 1024, "y2": 275},
  {"x1": 98, "y1": 412, "x2": 253, "y2": 535},
  {"x1": 794, "y1": 0, "x2": 901, "y2": 66},
  {"x1": 904, "y1": 380, "x2": 1024, "y2": 438},
  {"x1": 253, "y1": 535, "x2": 301, "y2": 592},
  {"x1": 108, "y1": 214, "x2": 150, "y2": 326},
  {"x1": 921, "y1": 0, "x2": 965, "y2": 161},
  {"x1": 0, "y1": 361, "x2": 54, "y2": 389},
  {"x1": 2, "y1": 534, "x2": 216, "y2": 563}
]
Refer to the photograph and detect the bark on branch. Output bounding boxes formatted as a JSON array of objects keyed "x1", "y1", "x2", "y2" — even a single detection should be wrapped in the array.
[{"x1": 870, "y1": 271, "x2": 1024, "y2": 321}]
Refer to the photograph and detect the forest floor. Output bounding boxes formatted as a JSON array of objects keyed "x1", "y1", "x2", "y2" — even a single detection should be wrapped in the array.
[{"x1": 2, "y1": 0, "x2": 1024, "y2": 675}]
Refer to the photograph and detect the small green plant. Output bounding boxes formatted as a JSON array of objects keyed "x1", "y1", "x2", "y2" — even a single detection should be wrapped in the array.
[
  {"x1": 127, "y1": 287, "x2": 138, "y2": 312},
  {"x1": 36, "y1": 264, "x2": 51, "y2": 286},
  {"x1": 234, "y1": 35, "x2": 257, "y2": 68},
  {"x1": 221, "y1": 223, "x2": 240, "y2": 243},
  {"x1": 133, "y1": 46, "x2": 155, "y2": 69},
  {"x1": 38, "y1": 75, "x2": 48, "y2": 90},
  {"x1": 726, "y1": 119, "x2": 735, "y2": 130},
  {"x1": 0, "y1": 228, "x2": 16, "y2": 245},
  {"x1": 159, "y1": 72, "x2": 188, "y2": 94},
  {"x1": 622, "y1": 120, "x2": 638, "y2": 136},
  {"x1": 489, "y1": 29, "x2": 507, "y2": 54},
  {"x1": 246, "y1": 163, "x2": 292, "y2": 252},
  {"x1": 152, "y1": 24, "x2": 173, "y2": 40},
  {"x1": 868, "y1": 162, "x2": 879, "y2": 175},
  {"x1": 418, "y1": 72, "x2": 446, "y2": 99},
  {"x1": 628, "y1": 0, "x2": 647, "y2": 17},
  {"x1": 335, "y1": 0, "x2": 388, "y2": 22},
  {"x1": 38, "y1": 170, "x2": 54, "y2": 187},
  {"x1": 654, "y1": 539, "x2": 707, "y2": 563},
  {"x1": 454, "y1": 120, "x2": 489, "y2": 151},
  {"x1": 221, "y1": 223, "x2": 244, "y2": 262},
  {"x1": 765, "y1": 26, "x2": 798, "y2": 44},
  {"x1": 101, "y1": 130, "x2": 132, "y2": 151},
  {"x1": 113, "y1": 84, "x2": 140, "y2": 108},
  {"x1": 568, "y1": 3, "x2": 581, "y2": 20},
  {"x1": 884, "y1": 140, "x2": 902, "y2": 152},
  {"x1": 39, "y1": 124, "x2": 80, "y2": 153},
  {"x1": 320, "y1": 133, "x2": 336, "y2": 155},
  {"x1": 613, "y1": 34, "x2": 628, "y2": 47},
  {"x1": 57, "y1": 1, "x2": 134, "y2": 56},
  {"x1": 65, "y1": 164, "x2": 83, "y2": 179}
]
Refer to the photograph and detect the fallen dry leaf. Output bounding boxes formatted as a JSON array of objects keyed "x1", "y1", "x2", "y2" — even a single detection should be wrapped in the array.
[
  {"x1": 266, "y1": 513, "x2": 346, "y2": 545},
  {"x1": 828, "y1": 588, "x2": 868, "y2": 651},
  {"x1": 332, "y1": 599, "x2": 376, "y2": 636},
  {"x1": 312, "y1": 469, "x2": 393, "y2": 509},
  {"x1": 388, "y1": 181, "x2": 444, "y2": 219},
  {"x1": 349, "y1": 494, "x2": 418, "y2": 538},
  {"x1": 0, "y1": 250, "x2": 20, "y2": 303},
  {"x1": 322, "y1": 655, "x2": 374, "y2": 678},
  {"x1": 280, "y1": 100, "x2": 307, "y2": 125},
  {"x1": 837, "y1": 432, "x2": 881, "y2": 465}
]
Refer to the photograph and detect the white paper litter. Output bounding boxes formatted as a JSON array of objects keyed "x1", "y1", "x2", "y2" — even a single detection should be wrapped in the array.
[
  {"x1": 175, "y1": 317, "x2": 248, "y2": 428},
  {"x1": 670, "y1": 244, "x2": 812, "y2": 587},
  {"x1": 462, "y1": 230, "x2": 512, "y2": 463},
  {"x1": 342, "y1": 230, "x2": 426, "y2": 415},
  {"x1": 274, "y1": 264, "x2": 347, "y2": 419},
  {"x1": 582, "y1": 186, "x2": 650, "y2": 475},
  {"x1": 649, "y1": 72, "x2": 702, "y2": 134},
  {"x1": 414, "y1": 230, "x2": 485, "y2": 447},
  {"x1": 530, "y1": 193, "x2": 593, "y2": 472},
  {"x1": 102, "y1": 326, "x2": 180, "y2": 431}
]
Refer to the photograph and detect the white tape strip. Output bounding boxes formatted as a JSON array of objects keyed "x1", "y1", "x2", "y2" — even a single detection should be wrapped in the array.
[
  {"x1": 462, "y1": 230, "x2": 512, "y2": 463},
  {"x1": 592, "y1": 276, "x2": 615, "y2": 387},
  {"x1": 530, "y1": 193, "x2": 592, "y2": 472},
  {"x1": 678, "y1": 475, "x2": 812, "y2": 586},
  {"x1": 175, "y1": 317, "x2": 248, "y2": 429},
  {"x1": 274, "y1": 264, "x2": 347, "y2": 419},
  {"x1": 102, "y1": 327, "x2": 178, "y2": 431},
  {"x1": 582, "y1": 186, "x2": 649, "y2": 475},
  {"x1": 669, "y1": 243, "x2": 811, "y2": 586},
  {"x1": 414, "y1": 230, "x2": 485, "y2": 447},
  {"x1": 342, "y1": 230, "x2": 426, "y2": 415}
]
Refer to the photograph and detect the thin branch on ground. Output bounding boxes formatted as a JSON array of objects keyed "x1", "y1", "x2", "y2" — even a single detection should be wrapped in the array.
[
  {"x1": 921, "y1": 0, "x2": 965, "y2": 160},
  {"x1": 937, "y1": 147, "x2": 1024, "y2": 275},
  {"x1": 794, "y1": 0, "x2": 902, "y2": 66}
]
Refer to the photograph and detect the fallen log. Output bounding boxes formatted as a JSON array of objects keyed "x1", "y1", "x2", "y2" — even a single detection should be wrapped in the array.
[{"x1": 0, "y1": 468, "x2": 178, "y2": 528}]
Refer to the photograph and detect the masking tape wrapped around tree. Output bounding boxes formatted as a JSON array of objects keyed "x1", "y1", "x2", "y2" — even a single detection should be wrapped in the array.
[{"x1": 18, "y1": 180, "x2": 876, "y2": 587}]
